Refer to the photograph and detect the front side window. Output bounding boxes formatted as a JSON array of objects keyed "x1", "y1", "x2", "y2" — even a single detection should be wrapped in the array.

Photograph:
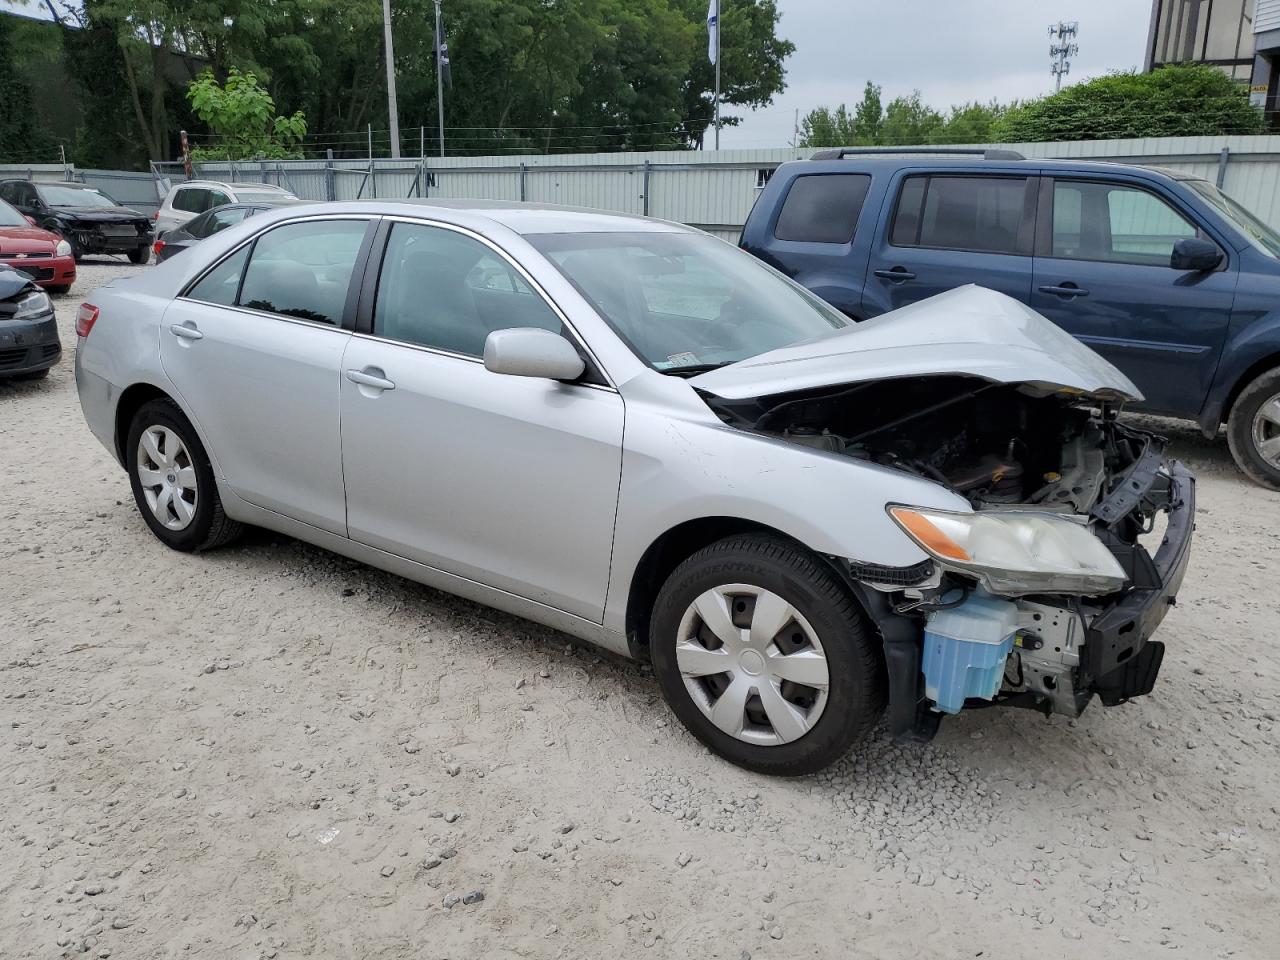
[
  {"x1": 209, "y1": 190, "x2": 232, "y2": 208},
  {"x1": 1052, "y1": 181, "x2": 1199, "y2": 265},
  {"x1": 204, "y1": 207, "x2": 249, "y2": 237},
  {"x1": 374, "y1": 222, "x2": 562, "y2": 356},
  {"x1": 773, "y1": 174, "x2": 871, "y2": 243},
  {"x1": 238, "y1": 219, "x2": 368, "y2": 325},
  {"x1": 891, "y1": 175, "x2": 1027, "y2": 255},
  {"x1": 530, "y1": 231, "x2": 849, "y2": 373}
]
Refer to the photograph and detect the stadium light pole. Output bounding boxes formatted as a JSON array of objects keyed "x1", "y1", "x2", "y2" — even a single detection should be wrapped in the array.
[{"x1": 382, "y1": 0, "x2": 401, "y2": 158}]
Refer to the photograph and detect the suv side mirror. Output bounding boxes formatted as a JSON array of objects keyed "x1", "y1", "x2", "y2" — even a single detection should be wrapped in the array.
[
  {"x1": 483, "y1": 327, "x2": 585, "y2": 381},
  {"x1": 1170, "y1": 237, "x2": 1222, "y2": 272}
]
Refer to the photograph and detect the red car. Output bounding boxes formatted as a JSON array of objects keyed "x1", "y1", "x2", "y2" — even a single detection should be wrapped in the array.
[{"x1": 0, "y1": 198, "x2": 75, "y2": 294}]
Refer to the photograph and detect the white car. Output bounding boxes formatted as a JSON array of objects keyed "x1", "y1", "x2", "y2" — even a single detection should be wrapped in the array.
[
  {"x1": 73, "y1": 201, "x2": 1194, "y2": 775},
  {"x1": 154, "y1": 180, "x2": 298, "y2": 236}
]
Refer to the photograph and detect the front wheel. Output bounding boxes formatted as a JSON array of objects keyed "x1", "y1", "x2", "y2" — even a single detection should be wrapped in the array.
[
  {"x1": 126, "y1": 399, "x2": 243, "y2": 551},
  {"x1": 649, "y1": 534, "x2": 885, "y2": 776},
  {"x1": 127, "y1": 246, "x2": 150, "y2": 265},
  {"x1": 1227, "y1": 366, "x2": 1280, "y2": 490}
]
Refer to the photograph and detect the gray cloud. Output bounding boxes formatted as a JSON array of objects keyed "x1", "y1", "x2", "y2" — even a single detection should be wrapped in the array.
[{"x1": 721, "y1": 0, "x2": 1154, "y2": 147}]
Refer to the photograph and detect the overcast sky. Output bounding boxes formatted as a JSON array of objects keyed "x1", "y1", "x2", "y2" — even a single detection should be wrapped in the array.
[{"x1": 720, "y1": 0, "x2": 1155, "y2": 147}]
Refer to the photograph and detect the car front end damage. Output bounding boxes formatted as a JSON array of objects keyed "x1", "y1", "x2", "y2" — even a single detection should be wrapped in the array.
[
  {"x1": 693, "y1": 287, "x2": 1195, "y2": 739},
  {"x1": 0, "y1": 269, "x2": 61, "y2": 377}
]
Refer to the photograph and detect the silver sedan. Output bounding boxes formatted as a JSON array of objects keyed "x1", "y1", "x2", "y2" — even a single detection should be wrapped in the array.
[{"x1": 75, "y1": 201, "x2": 1192, "y2": 775}]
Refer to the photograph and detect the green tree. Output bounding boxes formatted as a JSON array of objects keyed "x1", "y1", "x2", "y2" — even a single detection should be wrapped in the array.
[
  {"x1": 993, "y1": 64, "x2": 1263, "y2": 142},
  {"x1": 0, "y1": 13, "x2": 54, "y2": 162},
  {"x1": 850, "y1": 81, "x2": 882, "y2": 145},
  {"x1": 880, "y1": 91, "x2": 944, "y2": 145},
  {"x1": 186, "y1": 68, "x2": 306, "y2": 160}
]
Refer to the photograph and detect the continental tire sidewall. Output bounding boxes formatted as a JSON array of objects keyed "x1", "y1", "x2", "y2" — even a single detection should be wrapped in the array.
[{"x1": 650, "y1": 535, "x2": 885, "y2": 776}]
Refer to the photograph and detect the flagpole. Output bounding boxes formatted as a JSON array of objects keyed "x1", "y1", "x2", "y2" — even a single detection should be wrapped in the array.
[
  {"x1": 435, "y1": 0, "x2": 445, "y2": 158},
  {"x1": 713, "y1": 0, "x2": 721, "y2": 150},
  {"x1": 382, "y1": 0, "x2": 400, "y2": 158}
]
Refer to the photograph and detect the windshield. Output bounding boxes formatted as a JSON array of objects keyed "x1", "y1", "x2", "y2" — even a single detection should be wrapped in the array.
[
  {"x1": 0, "y1": 200, "x2": 28, "y2": 227},
  {"x1": 40, "y1": 185, "x2": 119, "y2": 208},
  {"x1": 529, "y1": 231, "x2": 849, "y2": 372},
  {"x1": 1187, "y1": 179, "x2": 1280, "y2": 258}
]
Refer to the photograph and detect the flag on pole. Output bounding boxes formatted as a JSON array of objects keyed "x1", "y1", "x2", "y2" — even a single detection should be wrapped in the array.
[
  {"x1": 436, "y1": 6, "x2": 453, "y2": 89},
  {"x1": 707, "y1": 0, "x2": 718, "y2": 65}
]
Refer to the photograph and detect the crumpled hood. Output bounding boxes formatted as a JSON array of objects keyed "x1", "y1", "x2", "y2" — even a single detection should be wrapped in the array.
[
  {"x1": 691, "y1": 285, "x2": 1142, "y2": 402},
  {"x1": 0, "y1": 265, "x2": 37, "y2": 300},
  {"x1": 53, "y1": 207, "x2": 148, "y2": 223}
]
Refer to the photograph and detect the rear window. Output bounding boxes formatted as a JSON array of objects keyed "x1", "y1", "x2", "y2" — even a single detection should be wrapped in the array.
[
  {"x1": 891, "y1": 175, "x2": 1028, "y2": 255},
  {"x1": 773, "y1": 174, "x2": 871, "y2": 243}
]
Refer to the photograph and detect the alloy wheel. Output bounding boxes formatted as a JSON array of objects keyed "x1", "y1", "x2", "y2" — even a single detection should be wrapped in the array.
[
  {"x1": 675, "y1": 583, "x2": 830, "y2": 746},
  {"x1": 136, "y1": 425, "x2": 198, "y2": 531},
  {"x1": 1251, "y1": 392, "x2": 1280, "y2": 467}
]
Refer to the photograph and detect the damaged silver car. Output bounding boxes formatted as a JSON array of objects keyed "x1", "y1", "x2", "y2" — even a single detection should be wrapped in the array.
[{"x1": 75, "y1": 203, "x2": 1193, "y2": 775}]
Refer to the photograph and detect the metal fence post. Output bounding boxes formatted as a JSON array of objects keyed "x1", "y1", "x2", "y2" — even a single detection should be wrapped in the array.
[
  {"x1": 325, "y1": 149, "x2": 335, "y2": 201},
  {"x1": 642, "y1": 160, "x2": 651, "y2": 217},
  {"x1": 1216, "y1": 146, "x2": 1231, "y2": 188},
  {"x1": 260, "y1": 159, "x2": 268, "y2": 184},
  {"x1": 519, "y1": 163, "x2": 527, "y2": 202}
]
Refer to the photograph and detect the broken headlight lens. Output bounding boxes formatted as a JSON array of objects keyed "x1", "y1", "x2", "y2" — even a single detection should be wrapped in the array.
[{"x1": 887, "y1": 505, "x2": 1127, "y2": 596}]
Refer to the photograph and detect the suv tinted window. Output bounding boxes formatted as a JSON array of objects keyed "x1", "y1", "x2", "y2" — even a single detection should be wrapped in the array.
[
  {"x1": 374, "y1": 222, "x2": 561, "y2": 356},
  {"x1": 892, "y1": 175, "x2": 1027, "y2": 255},
  {"x1": 774, "y1": 174, "x2": 871, "y2": 243},
  {"x1": 238, "y1": 219, "x2": 368, "y2": 325},
  {"x1": 1051, "y1": 180, "x2": 1199, "y2": 265},
  {"x1": 173, "y1": 188, "x2": 209, "y2": 214}
]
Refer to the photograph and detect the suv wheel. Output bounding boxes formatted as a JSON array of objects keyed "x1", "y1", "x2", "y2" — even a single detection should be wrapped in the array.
[
  {"x1": 649, "y1": 533, "x2": 885, "y2": 776},
  {"x1": 126, "y1": 399, "x2": 243, "y2": 551},
  {"x1": 1227, "y1": 366, "x2": 1280, "y2": 490}
]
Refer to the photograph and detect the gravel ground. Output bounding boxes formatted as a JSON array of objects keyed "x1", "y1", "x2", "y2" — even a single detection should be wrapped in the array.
[{"x1": 2, "y1": 260, "x2": 1278, "y2": 959}]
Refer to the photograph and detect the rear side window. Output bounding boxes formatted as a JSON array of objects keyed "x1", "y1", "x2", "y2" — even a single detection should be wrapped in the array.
[
  {"x1": 238, "y1": 219, "x2": 368, "y2": 325},
  {"x1": 891, "y1": 175, "x2": 1028, "y2": 255},
  {"x1": 172, "y1": 188, "x2": 209, "y2": 214},
  {"x1": 186, "y1": 246, "x2": 250, "y2": 306},
  {"x1": 773, "y1": 174, "x2": 871, "y2": 243}
]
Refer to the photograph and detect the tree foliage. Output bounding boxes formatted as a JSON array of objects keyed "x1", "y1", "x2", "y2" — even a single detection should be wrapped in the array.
[
  {"x1": 799, "y1": 82, "x2": 1005, "y2": 147},
  {"x1": 0, "y1": 13, "x2": 55, "y2": 163},
  {"x1": 992, "y1": 65, "x2": 1264, "y2": 142},
  {"x1": 186, "y1": 69, "x2": 306, "y2": 160}
]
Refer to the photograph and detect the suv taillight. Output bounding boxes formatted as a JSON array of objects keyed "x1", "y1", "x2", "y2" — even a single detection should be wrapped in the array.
[{"x1": 75, "y1": 303, "x2": 100, "y2": 338}]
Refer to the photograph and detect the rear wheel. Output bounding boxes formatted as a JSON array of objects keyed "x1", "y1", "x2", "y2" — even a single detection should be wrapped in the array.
[
  {"x1": 1227, "y1": 366, "x2": 1280, "y2": 490},
  {"x1": 126, "y1": 399, "x2": 243, "y2": 551},
  {"x1": 649, "y1": 533, "x2": 885, "y2": 776},
  {"x1": 127, "y1": 246, "x2": 150, "y2": 265}
]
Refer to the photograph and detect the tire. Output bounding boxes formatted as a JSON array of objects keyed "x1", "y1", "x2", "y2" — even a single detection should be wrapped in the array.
[
  {"x1": 127, "y1": 246, "x2": 150, "y2": 265},
  {"x1": 47, "y1": 284, "x2": 71, "y2": 295},
  {"x1": 1226, "y1": 366, "x2": 1280, "y2": 490},
  {"x1": 126, "y1": 398, "x2": 243, "y2": 552},
  {"x1": 649, "y1": 533, "x2": 885, "y2": 776}
]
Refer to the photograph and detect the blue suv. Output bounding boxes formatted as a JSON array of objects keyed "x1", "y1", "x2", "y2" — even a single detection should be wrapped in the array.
[{"x1": 740, "y1": 148, "x2": 1280, "y2": 488}]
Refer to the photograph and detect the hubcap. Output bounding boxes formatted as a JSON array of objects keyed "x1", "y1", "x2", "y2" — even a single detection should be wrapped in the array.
[
  {"x1": 1252, "y1": 392, "x2": 1280, "y2": 467},
  {"x1": 136, "y1": 425, "x2": 198, "y2": 531},
  {"x1": 675, "y1": 584, "x2": 830, "y2": 746}
]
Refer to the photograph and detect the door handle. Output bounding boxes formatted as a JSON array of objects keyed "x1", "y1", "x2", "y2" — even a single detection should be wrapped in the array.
[
  {"x1": 168, "y1": 322, "x2": 203, "y2": 341},
  {"x1": 1039, "y1": 283, "x2": 1090, "y2": 299},
  {"x1": 345, "y1": 367, "x2": 396, "y2": 392},
  {"x1": 874, "y1": 267, "x2": 916, "y2": 283}
]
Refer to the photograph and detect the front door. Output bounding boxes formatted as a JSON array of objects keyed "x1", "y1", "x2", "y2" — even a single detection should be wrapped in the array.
[
  {"x1": 159, "y1": 216, "x2": 372, "y2": 534},
  {"x1": 339, "y1": 220, "x2": 624, "y2": 621},
  {"x1": 1031, "y1": 178, "x2": 1236, "y2": 416},
  {"x1": 863, "y1": 171, "x2": 1037, "y2": 317}
]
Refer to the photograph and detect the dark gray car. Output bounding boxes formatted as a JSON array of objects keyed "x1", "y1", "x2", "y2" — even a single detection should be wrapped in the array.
[
  {"x1": 154, "y1": 200, "x2": 303, "y2": 262},
  {"x1": 0, "y1": 265, "x2": 60, "y2": 380}
]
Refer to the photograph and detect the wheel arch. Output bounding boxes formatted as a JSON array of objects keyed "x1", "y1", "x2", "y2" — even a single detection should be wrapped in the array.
[
  {"x1": 1221, "y1": 351, "x2": 1280, "y2": 429},
  {"x1": 114, "y1": 382, "x2": 196, "y2": 466}
]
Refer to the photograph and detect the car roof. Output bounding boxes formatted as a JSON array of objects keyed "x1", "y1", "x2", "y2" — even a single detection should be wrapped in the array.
[
  {"x1": 176, "y1": 180, "x2": 292, "y2": 192},
  {"x1": 256, "y1": 198, "x2": 692, "y2": 236},
  {"x1": 790, "y1": 153, "x2": 1204, "y2": 183}
]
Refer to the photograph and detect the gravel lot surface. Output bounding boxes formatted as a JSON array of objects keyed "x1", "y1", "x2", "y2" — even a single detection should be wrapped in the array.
[{"x1": 2, "y1": 260, "x2": 1278, "y2": 959}]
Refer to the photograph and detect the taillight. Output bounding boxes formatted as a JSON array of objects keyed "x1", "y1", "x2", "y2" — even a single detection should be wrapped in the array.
[
  {"x1": 153, "y1": 239, "x2": 165, "y2": 256},
  {"x1": 150, "y1": 211, "x2": 159, "y2": 221},
  {"x1": 76, "y1": 303, "x2": 100, "y2": 338}
]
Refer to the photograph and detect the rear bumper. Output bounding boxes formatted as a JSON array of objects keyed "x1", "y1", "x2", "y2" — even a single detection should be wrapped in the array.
[
  {"x1": 0, "y1": 313, "x2": 61, "y2": 376},
  {"x1": 1086, "y1": 461, "x2": 1195, "y2": 704}
]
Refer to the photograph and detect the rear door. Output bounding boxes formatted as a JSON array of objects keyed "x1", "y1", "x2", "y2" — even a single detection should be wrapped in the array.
[
  {"x1": 863, "y1": 171, "x2": 1037, "y2": 316},
  {"x1": 159, "y1": 216, "x2": 375, "y2": 534},
  {"x1": 1030, "y1": 176, "x2": 1235, "y2": 416}
]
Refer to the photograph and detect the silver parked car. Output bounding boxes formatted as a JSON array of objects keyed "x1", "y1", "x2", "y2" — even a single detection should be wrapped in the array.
[{"x1": 75, "y1": 201, "x2": 1194, "y2": 775}]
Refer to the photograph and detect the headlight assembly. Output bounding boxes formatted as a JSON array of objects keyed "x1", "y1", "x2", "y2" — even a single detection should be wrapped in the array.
[
  {"x1": 55, "y1": 240, "x2": 72, "y2": 257},
  {"x1": 11, "y1": 290, "x2": 53, "y2": 321},
  {"x1": 888, "y1": 505, "x2": 1127, "y2": 596}
]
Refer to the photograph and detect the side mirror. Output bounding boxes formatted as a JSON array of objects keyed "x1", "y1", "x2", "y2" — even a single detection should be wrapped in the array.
[
  {"x1": 483, "y1": 327, "x2": 585, "y2": 381},
  {"x1": 1170, "y1": 237, "x2": 1222, "y2": 272}
]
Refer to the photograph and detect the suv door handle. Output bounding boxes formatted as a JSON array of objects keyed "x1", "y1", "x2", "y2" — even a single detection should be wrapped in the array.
[
  {"x1": 345, "y1": 367, "x2": 396, "y2": 392},
  {"x1": 168, "y1": 322, "x2": 203, "y2": 341},
  {"x1": 874, "y1": 267, "x2": 917, "y2": 283},
  {"x1": 1039, "y1": 283, "x2": 1090, "y2": 299}
]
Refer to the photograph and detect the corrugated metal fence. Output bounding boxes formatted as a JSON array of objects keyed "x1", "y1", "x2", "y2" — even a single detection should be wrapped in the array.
[{"x1": 7, "y1": 136, "x2": 1280, "y2": 240}]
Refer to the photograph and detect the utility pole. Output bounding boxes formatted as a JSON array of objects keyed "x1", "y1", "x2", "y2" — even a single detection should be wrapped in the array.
[
  {"x1": 714, "y1": 0, "x2": 721, "y2": 150},
  {"x1": 1049, "y1": 21, "x2": 1079, "y2": 93},
  {"x1": 435, "y1": 0, "x2": 446, "y2": 158},
  {"x1": 382, "y1": 0, "x2": 401, "y2": 158}
]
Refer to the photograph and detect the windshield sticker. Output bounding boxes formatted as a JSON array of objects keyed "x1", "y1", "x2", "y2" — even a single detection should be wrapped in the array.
[{"x1": 665, "y1": 352, "x2": 700, "y2": 367}]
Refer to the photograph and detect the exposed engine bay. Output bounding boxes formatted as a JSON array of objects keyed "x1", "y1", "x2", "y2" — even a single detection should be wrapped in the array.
[{"x1": 701, "y1": 374, "x2": 1191, "y2": 734}]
